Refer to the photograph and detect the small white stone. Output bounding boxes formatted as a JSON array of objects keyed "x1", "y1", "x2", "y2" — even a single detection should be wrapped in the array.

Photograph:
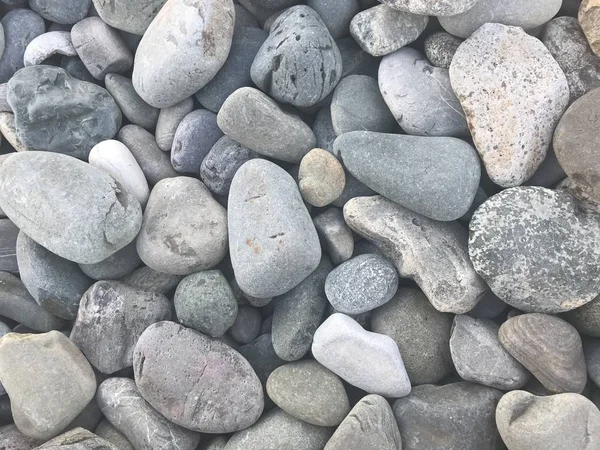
[{"x1": 24, "y1": 31, "x2": 77, "y2": 67}]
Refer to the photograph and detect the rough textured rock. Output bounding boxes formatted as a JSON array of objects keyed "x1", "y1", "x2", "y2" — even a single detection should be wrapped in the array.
[
  {"x1": 313, "y1": 208, "x2": 354, "y2": 265},
  {"x1": 344, "y1": 196, "x2": 487, "y2": 313},
  {"x1": 23, "y1": 31, "x2": 76, "y2": 67},
  {"x1": 121, "y1": 265, "x2": 183, "y2": 295},
  {"x1": 0, "y1": 424, "x2": 43, "y2": 449},
  {"x1": 378, "y1": 0, "x2": 478, "y2": 15},
  {"x1": 36, "y1": 428, "x2": 119, "y2": 450},
  {"x1": 154, "y1": 97, "x2": 194, "y2": 152},
  {"x1": 298, "y1": 148, "x2": 345, "y2": 207},
  {"x1": 7, "y1": 66, "x2": 121, "y2": 160},
  {"x1": 424, "y1": 31, "x2": 462, "y2": 69},
  {"x1": 0, "y1": 218, "x2": 18, "y2": 273},
  {"x1": 29, "y1": 0, "x2": 90, "y2": 24},
  {"x1": 104, "y1": 74, "x2": 159, "y2": 130},
  {"x1": 95, "y1": 420, "x2": 134, "y2": 450},
  {"x1": 580, "y1": 0, "x2": 600, "y2": 56},
  {"x1": 450, "y1": 23, "x2": 569, "y2": 187},
  {"x1": 562, "y1": 296, "x2": 600, "y2": 337},
  {"x1": 92, "y1": 0, "x2": 167, "y2": 35},
  {"x1": 469, "y1": 187, "x2": 600, "y2": 313}
]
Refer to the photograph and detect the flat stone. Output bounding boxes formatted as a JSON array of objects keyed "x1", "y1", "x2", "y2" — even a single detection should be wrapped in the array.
[
  {"x1": 337, "y1": 131, "x2": 480, "y2": 221},
  {"x1": 298, "y1": 148, "x2": 345, "y2": 207},
  {"x1": 251, "y1": 6, "x2": 341, "y2": 108},
  {"x1": 306, "y1": 0, "x2": 359, "y2": 39},
  {"x1": 0, "y1": 218, "x2": 17, "y2": 273},
  {"x1": 349, "y1": 5, "x2": 428, "y2": 57},
  {"x1": 499, "y1": 313, "x2": 587, "y2": 393},
  {"x1": 136, "y1": 177, "x2": 228, "y2": 275},
  {"x1": 562, "y1": 295, "x2": 600, "y2": 337},
  {"x1": 29, "y1": 0, "x2": 90, "y2": 24},
  {"x1": 496, "y1": 391, "x2": 600, "y2": 449},
  {"x1": 94, "y1": 420, "x2": 134, "y2": 450},
  {"x1": 229, "y1": 306, "x2": 262, "y2": 344},
  {"x1": 121, "y1": 265, "x2": 183, "y2": 295},
  {"x1": 371, "y1": 287, "x2": 454, "y2": 385},
  {"x1": 155, "y1": 97, "x2": 194, "y2": 151},
  {"x1": 104, "y1": 74, "x2": 159, "y2": 130},
  {"x1": 36, "y1": 428, "x2": 119, "y2": 450},
  {"x1": 92, "y1": 0, "x2": 167, "y2": 35},
  {"x1": 132, "y1": 0, "x2": 235, "y2": 108},
  {"x1": 228, "y1": 159, "x2": 321, "y2": 297},
  {"x1": 78, "y1": 241, "x2": 141, "y2": 281},
  {"x1": 424, "y1": 31, "x2": 462, "y2": 69},
  {"x1": 0, "y1": 424, "x2": 43, "y2": 450},
  {"x1": 313, "y1": 208, "x2": 354, "y2": 265},
  {"x1": 97, "y1": 377, "x2": 201, "y2": 450},
  {"x1": 449, "y1": 23, "x2": 569, "y2": 186},
  {"x1": 312, "y1": 313, "x2": 411, "y2": 397},
  {"x1": 379, "y1": 0, "x2": 477, "y2": 15},
  {"x1": 0, "y1": 331, "x2": 96, "y2": 440},
  {"x1": 393, "y1": 383, "x2": 503, "y2": 450},
  {"x1": 469, "y1": 187, "x2": 600, "y2": 313},
  {"x1": 580, "y1": 0, "x2": 600, "y2": 56},
  {"x1": 23, "y1": 31, "x2": 76, "y2": 67},
  {"x1": 7, "y1": 65, "x2": 121, "y2": 160}
]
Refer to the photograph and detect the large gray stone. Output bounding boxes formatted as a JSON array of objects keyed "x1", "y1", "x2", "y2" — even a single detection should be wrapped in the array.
[
  {"x1": 92, "y1": 0, "x2": 167, "y2": 35},
  {"x1": 29, "y1": 0, "x2": 90, "y2": 24}
]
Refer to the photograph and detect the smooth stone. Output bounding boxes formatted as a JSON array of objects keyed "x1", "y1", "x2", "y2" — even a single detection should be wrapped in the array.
[
  {"x1": 338, "y1": 132, "x2": 479, "y2": 220},
  {"x1": 393, "y1": 382, "x2": 503, "y2": 450},
  {"x1": 349, "y1": 5, "x2": 428, "y2": 57},
  {"x1": 78, "y1": 241, "x2": 141, "y2": 280},
  {"x1": 306, "y1": 0, "x2": 359, "y2": 39},
  {"x1": 200, "y1": 136, "x2": 259, "y2": 196},
  {"x1": 223, "y1": 408, "x2": 333, "y2": 450},
  {"x1": 330, "y1": 75, "x2": 396, "y2": 135},
  {"x1": 312, "y1": 313, "x2": 411, "y2": 397},
  {"x1": 7, "y1": 66, "x2": 121, "y2": 160},
  {"x1": 251, "y1": 6, "x2": 342, "y2": 108},
  {"x1": 0, "y1": 271, "x2": 64, "y2": 331},
  {"x1": 449, "y1": 23, "x2": 569, "y2": 187},
  {"x1": 581, "y1": 0, "x2": 600, "y2": 56},
  {"x1": 0, "y1": 331, "x2": 96, "y2": 440},
  {"x1": 324, "y1": 394, "x2": 402, "y2": 450},
  {"x1": 104, "y1": 74, "x2": 159, "y2": 130},
  {"x1": 0, "y1": 218, "x2": 17, "y2": 272},
  {"x1": 117, "y1": 125, "x2": 178, "y2": 185},
  {"x1": 121, "y1": 265, "x2": 183, "y2": 295},
  {"x1": 133, "y1": 321, "x2": 264, "y2": 432},
  {"x1": 89, "y1": 140, "x2": 150, "y2": 208},
  {"x1": 379, "y1": 0, "x2": 477, "y2": 15},
  {"x1": 137, "y1": 177, "x2": 228, "y2": 275},
  {"x1": 174, "y1": 270, "x2": 238, "y2": 337},
  {"x1": 97, "y1": 377, "x2": 201, "y2": 450},
  {"x1": 584, "y1": 339, "x2": 600, "y2": 386},
  {"x1": 313, "y1": 208, "x2": 354, "y2": 265},
  {"x1": 71, "y1": 17, "x2": 133, "y2": 80},
  {"x1": 450, "y1": 314, "x2": 531, "y2": 390},
  {"x1": 196, "y1": 25, "x2": 268, "y2": 113},
  {"x1": 0, "y1": 112, "x2": 28, "y2": 152},
  {"x1": 94, "y1": 420, "x2": 134, "y2": 450},
  {"x1": 266, "y1": 360, "x2": 349, "y2": 426},
  {"x1": 0, "y1": 424, "x2": 43, "y2": 449},
  {"x1": 29, "y1": 0, "x2": 90, "y2": 24},
  {"x1": 132, "y1": 0, "x2": 235, "y2": 108},
  {"x1": 23, "y1": 31, "x2": 76, "y2": 67},
  {"x1": 379, "y1": 48, "x2": 469, "y2": 137},
  {"x1": 200, "y1": 437, "x2": 227, "y2": 450},
  {"x1": 272, "y1": 256, "x2": 332, "y2": 361},
  {"x1": 171, "y1": 109, "x2": 223, "y2": 174},
  {"x1": 467, "y1": 291, "x2": 507, "y2": 319},
  {"x1": 562, "y1": 296, "x2": 600, "y2": 337},
  {"x1": 344, "y1": 196, "x2": 487, "y2": 313},
  {"x1": 336, "y1": 35, "x2": 379, "y2": 78},
  {"x1": 218, "y1": 87, "x2": 316, "y2": 163},
  {"x1": 496, "y1": 391, "x2": 600, "y2": 449},
  {"x1": 312, "y1": 107, "x2": 336, "y2": 154},
  {"x1": 91, "y1": 0, "x2": 167, "y2": 35},
  {"x1": 155, "y1": 97, "x2": 194, "y2": 151},
  {"x1": 0, "y1": 9, "x2": 45, "y2": 83},
  {"x1": 424, "y1": 31, "x2": 462, "y2": 69},
  {"x1": 542, "y1": 16, "x2": 600, "y2": 101},
  {"x1": 238, "y1": 333, "x2": 286, "y2": 386},
  {"x1": 0, "y1": 152, "x2": 141, "y2": 264},
  {"x1": 499, "y1": 313, "x2": 587, "y2": 393},
  {"x1": 229, "y1": 306, "x2": 262, "y2": 344},
  {"x1": 469, "y1": 187, "x2": 600, "y2": 313},
  {"x1": 439, "y1": 0, "x2": 562, "y2": 38},
  {"x1": 16, "y1": 231, "x2": 92, "y2": 320},
  {"x1": 71, "y1": 281, "x2": 171, "y2": 374},
  {"x1": 371, "y1": 287, "x2": 454, "y2": 385},
  {"x1": 36, "y1": 428, "x2": 119, "y2": 450},
  {"x1": 59, "y1": 55, "x2": 95, "y2": 83},
  {"x1": 298, "y1": 148, "x2": 345, "y2": 207}
]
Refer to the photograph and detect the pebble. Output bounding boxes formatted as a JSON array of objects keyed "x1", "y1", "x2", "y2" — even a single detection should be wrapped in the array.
[
  {"x1": 379, "y1": 0, "x2": 478, "y2": 15},
  {"x1": 0, "y1": 330, "x2": 96, "y2": 440},
  {"x1": 23, "y1": 31, "x2": 76, "y2": 67},
  {"x1": 379, "y1": 48, "x2": 469, "y2": 137},
  {"x1": 132, "y1": 0, "x2": 235, "y2": 108},
  {"x1": 344, "y1": 196, "x2": 487, "y2": 313},
  {"x1": 16, "y1": 231, "x2": 92, "y2": 320},
  {"x1": 423, "y1": 31, "x2": 463, "y2": 69},
  {"x1": 298, "y1": 148, "x2": 345, "y2": 207},
  {"x1": 496, "y1": 391, "x2": 600, "y2": 449},
  {"x1": 337, "y1": 132, "x2": 480, "y2": 221},
  {"x1": 306, "y1": 0, "x2": 359, "y2": 39},
  {"x1": 91, "y1": 0, "x2": 167, "y2": 35},
  {"x1": 174, "y1": 270, "x2": 238, "y2": 337},
  {"x1": 349, "y1": 5, "x2": 428, "y2": 57},
  {"x1": 450, "y1": 314, "x2": 531, "y2": 390},
  {"x1": 97, "y1": 377, "x2": 201, "y2": 450},
  {"x1": 0, "y1": 152, "x2": 141, "y2": 264},
  {"x1": 523, "y1": 146, "x2": 567, "y2": 188},
  {"x1": 228, "y1": 159, "x2": 321, "y2": 297},
  {"x1": 585, "y1": 339, "x2": 600, "y2": 386},
  {"x1": 71, "y1": 281, "x2": 171, "y2": 374},
  {"x1": 59, "y1": 55, "x2": 95, "y2": 83},
  {"x1": 71, "y1": 17, "x2": 133, "y2": 80},
  {"x1": 312, "y1": 108, "x2": 336, "y2": 154},
  {"x1": 562, "y1": 296, "x2": 600, "y2": 337},
  {"x1": 78, "y1": 241, "x2": 141, "y2": 281},
  {"x1": 439, "y1": 0, "x2": 562, "y2": 38},
  {"x1": 0, "y1": 218, "x2": 17, "y2": 272},
  {"x1": 218, "y1": 87, "x2": 316, "y2": 163},
  {"x1": 121, "y1": 265, "x2": 183, "y2": 295},
  {"x1": 251, "y1": 6, "x2": 342, "y2": 108},
  {"x1": 104, "y1": 73, "x2": 159, "y2": 130},
  {"x1": 498, "y1": 313, "x2": 587, "y2": 393},
  {"x1": 371, "y1": 287, "x2": 454, "y2": 385},
  {"x1": 238, "y1": 333, "x2": 286, "y2": 388},
  {"x1": 450, "y1": 24, "x2": 569, "y2": 186},
  {"x1": 0, "y1": 424, "x2": 43, "y2": 449},
  {"x1": 0, "y1": 112, "x2": 28, "y2": 152},
  {"x1": 7, "y1": 65, "x2": 121, "y2": 160},
  {"x1": 542, "y1": 16, "x2": 600, "y2": 101},
  {"x1": 171, "y1": 109, "x2": 223, "y2": 174},
  {"x1": 36, "y1": 428, "x2": 119, "y2": 450},
  {"x1": 266, "y1": 360, "x2": 350, "y2": 426},
  {"x1": 223, "y1": 408, "x2": 333, "y2": 450},
  {"x1": 136, "y1": 177, "x2": 228, "y2": 275},
  {"x1": 229, "y1": 306, "x2": 262, "y2": 344},
  {"x1": 94, "y1": 420, "x2": 134, "y2": 450},
  {"x1": 313, "y1": 208, "x2": 354, "y2": 265},
  {"x1": 29, "y1": 0, "x2": 90, "y2": 24},
  {"x1": 580, "y1": 0, "x2": 600, "y2": 56},
  {"x1": 0, "y1": 83, "x2": 10, "y2": 112},
  {"x1": 469, "y1": 187, "x2": 600, "y2": 313},
  {"x1": 0, "y1": 9, "x2": 45, "y2": 83},
  {"x1": 324, "y1": 394, "x2": 402, "y2": 450},
  {"x1": 312, "y1": 313, "x2": 411, "y2": 397},
  {"x1": 155, "y1": 97, "x2": 194, "y2": 152},
  {"x1": 393, "y1": 383, "x2": 503, "y2": 450},
  {"x1": 330, "y1": 75, "x2": 396, "y2": 135}
]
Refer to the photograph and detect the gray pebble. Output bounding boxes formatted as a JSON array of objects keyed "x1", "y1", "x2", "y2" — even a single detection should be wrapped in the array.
[
  {"x1": 121, "y1": 265, "x2": 183, "y2": 295},
  {"x1": 307, "y1": 0, "x2": 359, "y2": 39},
  {"x1": 424, "y1": 31, "x2": 463, "y2": 69},
  {"x1": 336, "y1": 36, "x2": 379, "y2": 78},
  {"x1": 104, "y1": 73, "x2": 159, "y2": 130},
  {"x1": 230, "y1": 306, "x2": 262, "y2": 344},
  {"x1": 0, "y1": 424, "x2": 43, "y2": 449},
  {"x1": 562, "y1": 295, "x2": 600, "y2": 337},
  {"x1": 313, "y1": 208, "x2": 354, "y2": 265},
  {"x1": 35, "y1": 428, "x2": 119, "y2": 449},
  {"x1": 78, "y1": 241, "x2": 141, "y2": 281},
  {"x1": 378, "y1": 0, "x2": 478, "y2": 15},
  {"x1": 0, "y1": 218, "x2": 17, "y2": 273},
  {"x1": 29, "y1": 0, "x2": 90, "y2": 24},
  {"x1": 95, "y1": 420, "x2": 134, "y2": 450},
  {"x1": 59, "y1": 55, "x2": 96, "y2": 83},
  {"x1": 238, "y1": 333, "x2": 286, "y2": 386},
  {"x1": 91, "y1": 0, "x2": 167, "y2": 35},
  {"x1": 312, "y1": 108, "x2": 336, "y2": 154},
  {"x1": 155, "y1": 97, "x2": 194, "y2": 152},
  {"x1": 330, "y1": 172, "x2": 375, "y2": 207},
  {"x1": 298, "y1": 148, "x2": 346, "y2": 207},
  {"x1": 23, "y1": 31, "x2": 77, "y2": 67},
  {"x1": 584, "y1": 338, "x2": 600, "y2": 387}
]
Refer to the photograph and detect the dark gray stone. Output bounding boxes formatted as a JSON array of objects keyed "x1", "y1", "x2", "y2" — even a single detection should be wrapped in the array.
[
  {"x1": 105, "y1": 73, "x2": 159, "y2": 130},
  {"x1": 230, "y1": 306, "x2": 262, "y2": 344},
  {"x1": 467, "y1": 291, "x2": 507, "y2": 319},
  {"x1": 0, "y1": 218, "x2": 17, "y2": 273},
  {"x1": 307, "y1": 0, "x2": 359, "y2": 39},
  {"x1": 313, "y1": 208, "x2": 354, "y2": 265},
  {"x1": 330, "y1": 172, "x2": 375, "y2": 207},
  {"x1": 95, "y1": 420, "x2": 134, "y2": 450},
  {"x1": 523, "y1": 146, "x2": 567, "y2": 188},
  {"x1": 36, "y1": 428, "x2": 119, "y2": 449},
  {"x1": 336, "y1": 36, "x2": 378, "y2": 78},
  {"x1": 121, "y1": 265, "x2": 183, "y2": 295},
  {"x1": 78, "y1": 241, "x2": 141, "y2": 281},
  {"x1": 91, "y1": 0, "x2": 167, "y2": 35},
  {"x1": 584, "y1": 338, "x2": 600, "y2": 387},
  {"x1": 238, "y1": 333, "x2": 286, "y2": 386},
  {"x1": 312, "y1": 108, "x2": 336, "y2": 154},
  {"x1": 29, "y1": 0, "x2": 90, "y2": 24},
  {"x1": 562, "y1": 295, "x2": 600, "y2": 337},
  {"x1": 424, "y1": 32, "x2": 463, "y2": 69}
]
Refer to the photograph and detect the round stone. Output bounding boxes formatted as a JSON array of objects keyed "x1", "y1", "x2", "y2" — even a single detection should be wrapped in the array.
[
  {"x1": 581, "y1": 0, "x2": 600, "y2": 56},
  {"x1": 424, "y1": 32, "x2": 462, "y2": 69},
  {"x1": 298, "y1": 148, "x2": 345, "y2": 207}
]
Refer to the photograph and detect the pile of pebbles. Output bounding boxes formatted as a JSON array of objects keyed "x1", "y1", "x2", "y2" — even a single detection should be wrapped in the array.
[{"x1": 2, "y1": 0, "x2": 600, "y2": 448}]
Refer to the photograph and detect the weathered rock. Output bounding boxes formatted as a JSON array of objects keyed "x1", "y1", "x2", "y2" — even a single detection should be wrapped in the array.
[
  {"x1": 23, "y1": 31, "x2": 76, "y2": 67},
  {"x1": 449, "y1": 23, "x2": 569, "y2": 186},
  {"x1": 94, "y1": 420, "x2": 134, "y2": 450},
  {"x1": 580, "y1": 0, "x2": 600, "y2": 56},
  {"x1": 104, "y1": 74, "x2": 159, "y2": 130},
  {"x1": 424, "y1": 31, "x2": 462, "y2": 69},
  {"x1": 298, "y1": 148, "x2": 345, "y2": 207},
  {"x1": 562, "y1": 295, "x2": 600, "y2": 337},
  {"x1": 0, "y1": 424, "x2": 43, "y2": 450},
  {"x1": 36, "y1": 428, "x2": 119, "y2": 450},
  {"x1": 0, "y1": 218, "x2": 18, "y2": 273},
  {"x1": 378, "y1": 0, "x2": 477, "y2": 15},
  {"x1": 92, "y1": 0, "x2": 167, "y2": 35},
  {"x1": 29, "y1": 0, "x2": 90, "y2": 24},
  {"x1": 313, "y1": 208, "x2": 354, "y2": 265},
  {"x1": 121, "y1": 265, "x2": 183, "y2": 295},
  {"x1": 78, "y1": 241, "x2": 141, "y2": 281},
  {"x1": 154, "y1": 97, "x2": 194, "y2": 151}
]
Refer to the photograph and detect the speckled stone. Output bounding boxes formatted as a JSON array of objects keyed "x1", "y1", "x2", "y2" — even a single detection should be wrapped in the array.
[
  {"x1": 378, "y1": 0, "x2": 478, "y2": 15},
  {"x1": 580, "y1": 0, "x2": 600, "y2": 56},
  {"x1": 424, "y1": 32, "x2": 463, "y2": 69},
  {"x1": 29, "y1": 0, "x2": 90, "y2": 24}
]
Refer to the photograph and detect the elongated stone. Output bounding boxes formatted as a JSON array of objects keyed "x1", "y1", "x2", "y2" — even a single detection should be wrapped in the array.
[
  {"x1": 0, "y1": 218, "x2": 18, "y2": 273},
  {"x1": 23, "y1": 31, "x2": 76, "y2": 67},
  {"x1": 154, "y1": 97, "x2": 194, "y2": 152}
]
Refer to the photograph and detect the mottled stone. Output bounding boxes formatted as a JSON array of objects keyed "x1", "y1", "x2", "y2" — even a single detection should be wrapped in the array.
[
  {"x1": 298, "y1": 148, "x2": 345, "y2": 207},
  {"x1": 104, "y1": 74, "x2": 159, "y2": 130},
  {"x1": 424, "y1": 31, "x2": 463, "y2": 69},
  {"x1": 378, "y1": 0, "x2": 477, "y2": 15},
  {"x1": 23, "y1": 31, "x2": 76, "y2": 67},
  {"x1": 121, "y1": 265, "x2": 183, "y2": 295},
  {"x1": 29, "y1": 0, "x2": 90, "y2": 24},
  {"x1": 92, "y1": 0, "x2": 167, "y2": 35},
  {"x1": 154, "y1": 97, "x2": 194, "y2": 152},
  {"x1": 562, "y1": 295, "x2": 600, "y2": 337},
  {"x1": 580, "y1": 0, "x2": 600, "y2": 56},
  {"x1": 313, "y1": 208, "x2": 354, "y2": 265},
  {"x1": 0, "y1": 424, "x2": 43, "y2": 450}
]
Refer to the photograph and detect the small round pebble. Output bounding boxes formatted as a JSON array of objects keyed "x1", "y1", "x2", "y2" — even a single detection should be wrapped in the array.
[
  {"x1": 154, "y1": 97, "x2": 194, "y2": 152},
  {"x1": 424, "y1": 32, "x2": 463, "y2": 69},
  {"x1": 313, "y1": 208, "x2": 354, "y2": 265},
  {"x1": 298, "y1": 148, "x2": 345, "y2": 207}
]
